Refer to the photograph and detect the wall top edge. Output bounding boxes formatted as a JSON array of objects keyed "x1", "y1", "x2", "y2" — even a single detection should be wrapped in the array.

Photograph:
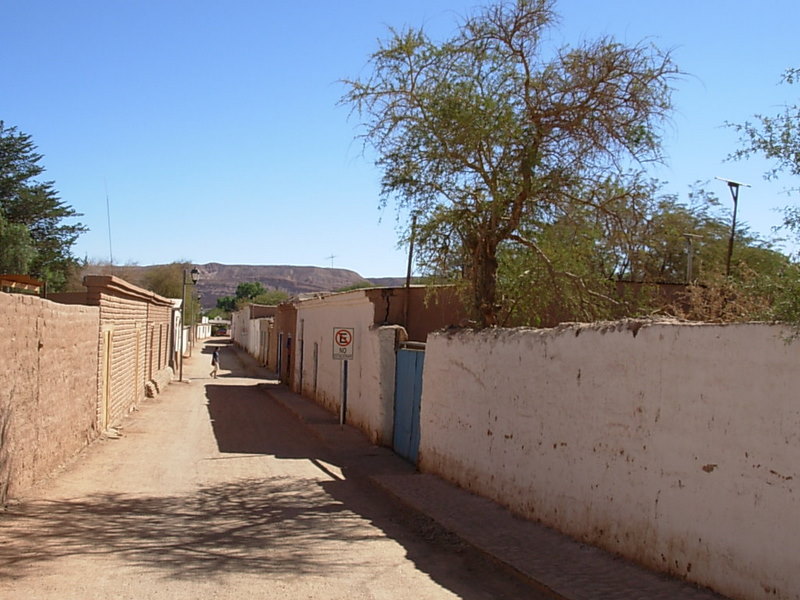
[
  {"x1": 430, "y1": 318, "x2": 789, "y2": 340},
  {"x1": 83, "y1": 275, "x2": 174, "y2": 307}
]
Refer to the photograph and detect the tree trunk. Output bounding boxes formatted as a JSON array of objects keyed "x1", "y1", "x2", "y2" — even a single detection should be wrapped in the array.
[{"x1": 470, "y1": 236, "x2": 500, "y2": 327}]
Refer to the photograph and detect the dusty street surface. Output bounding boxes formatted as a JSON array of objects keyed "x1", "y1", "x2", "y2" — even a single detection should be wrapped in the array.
[{"x1": 0, "y1": 339, "x2": 547, "y2": 600}]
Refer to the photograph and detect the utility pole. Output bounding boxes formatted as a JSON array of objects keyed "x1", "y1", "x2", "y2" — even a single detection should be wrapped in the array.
[{"x1": 682, "y1": 233, "x2": 701, "y2": 283}]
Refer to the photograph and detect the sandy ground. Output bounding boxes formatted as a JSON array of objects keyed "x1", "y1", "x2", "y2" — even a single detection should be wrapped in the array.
[{"x1": 0, "y1": 339, "x2": 546, "y2": 600}]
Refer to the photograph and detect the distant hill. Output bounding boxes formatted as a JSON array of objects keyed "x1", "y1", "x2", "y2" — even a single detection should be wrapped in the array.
[
  {"x1": 78, "y1": 262, "x2": 403, "y2": 309},
  {"x1": 195, "y1": 263, "x2": 373, "y2": 308}
]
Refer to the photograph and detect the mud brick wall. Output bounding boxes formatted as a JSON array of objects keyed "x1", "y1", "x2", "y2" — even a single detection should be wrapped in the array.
[
  {"x1": 146, "y1": 303, "x2": 172, "y2": 380},
  {"x1": 96, "y1": 291, "x2": 149, "y2": 428},
  {"x1": 0, "y1": 292, "x2": 99, "y2": 501},
  {"x1": 82, "y1": 277, "x2": 175, "y2": 429}
]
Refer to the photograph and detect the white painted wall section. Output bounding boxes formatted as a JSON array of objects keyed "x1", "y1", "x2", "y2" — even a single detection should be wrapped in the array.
[
  {"x1": 294, "y1": 291, "x2": 398, "y2": 445},
  {"x1": 420, "y1": 322, "x2": 800, "y2": 600}
]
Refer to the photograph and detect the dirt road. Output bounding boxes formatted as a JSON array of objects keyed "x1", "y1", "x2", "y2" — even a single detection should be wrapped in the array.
[{"x1": 0, "y1": 339, "x2": 547, "y2": 600}]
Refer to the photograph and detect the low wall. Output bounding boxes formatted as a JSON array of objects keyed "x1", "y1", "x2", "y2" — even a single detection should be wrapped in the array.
[
  {"x1": 420, "y1": 321, "x2": 800, "y2": 600},
  {"x1": 0, "y1": 293, "x2": 100, "y2": 501}
]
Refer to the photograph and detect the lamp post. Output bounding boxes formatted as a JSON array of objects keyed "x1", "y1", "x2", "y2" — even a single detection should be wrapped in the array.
[
  {"x1": 179, "y1": 267, "x2": 200, "y2": 382},
  {"x1": 716, "y1": 177, "x2": 751, "y2": 278}
]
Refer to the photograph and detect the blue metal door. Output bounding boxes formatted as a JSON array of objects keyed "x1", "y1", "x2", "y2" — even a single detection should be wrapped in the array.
[{"x1": 393, "y1": 346, "x2": 425, "y2": 464}]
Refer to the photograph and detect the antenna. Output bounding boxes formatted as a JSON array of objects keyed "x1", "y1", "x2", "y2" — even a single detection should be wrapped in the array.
[
  {"x1": 104, "y1": 179, "x2": 114, "y2": 265},
  {"x1": 325, "y1": 254, "x2": 337, "y2": 268}
]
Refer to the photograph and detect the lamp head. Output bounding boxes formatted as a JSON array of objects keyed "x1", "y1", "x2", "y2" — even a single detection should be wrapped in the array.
[
  {"x1": 715, "y1": 176, "x2": 751, "y2": 189},
  {"x1": 190, "y1": 267, "x2": 200, "y2": 284}
]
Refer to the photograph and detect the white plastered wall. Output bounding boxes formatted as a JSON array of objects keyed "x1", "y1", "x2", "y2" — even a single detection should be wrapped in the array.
[
  {"x1": 420, "y1": 322, "x2": 800, "y2": 600},
  {"x1": 294, "y1": 291, "x2": 398, "y2": 445}
]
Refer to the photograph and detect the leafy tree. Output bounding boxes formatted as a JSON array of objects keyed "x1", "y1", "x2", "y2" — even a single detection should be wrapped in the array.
[
  {"x1": 235, "y1": 281, "x2": 266, "y2": 300},
  {"x1": 216, "y1": 295, "x2": 236, "y2": 312},
  {"x1": 140, "y1": 261, "x2": 193, "y2": 298},
  {"x1": 342, "y1": 0, "x2": 680, "y2": 326},
  {"x1": 495, "y1": 180, "x2": 789, "y2": 326},
  {"x1": 725, "y1": 67, "x2": 800, "y2": 325},
  {"x1": 0, "y1": 121, "x2": 86, "y2": 290},
  {"x1": 216, "y1": 282, "x2": 288, "y2": 314},
  {"x1": 251, "y1": 289, "x2": 289, "y2": 305},
  {"x1": 729, "y1": 68, "x2": 800, "y2": 182},
  {"x1": 0, "y1": 213, "x2": 36, "y2": 274}
]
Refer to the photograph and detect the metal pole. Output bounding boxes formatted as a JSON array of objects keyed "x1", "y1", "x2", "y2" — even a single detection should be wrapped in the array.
[
  {"x1": 683, "y1": 233, "x2": 701, "y2": 284},
  {"x1": 725, "y1": 183, "x2": 740, "y2": 278},
  {"x1": 339, "y1": 360, "x2": 348, "y2": 426},
  {"x1": 189, "y1": 289, "x2": 195, "y2": 357},
  {"x1": 179, "y1": 269, "x2": 187, "y2": 382},
  {"x1": 404, "y1": 214, "x2": 417, "y2": 329}
]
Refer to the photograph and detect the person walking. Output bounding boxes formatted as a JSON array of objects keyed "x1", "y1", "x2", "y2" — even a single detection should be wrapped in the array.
[{"x1": 210, "y1": 347, "x2": 220, "y2": 378}]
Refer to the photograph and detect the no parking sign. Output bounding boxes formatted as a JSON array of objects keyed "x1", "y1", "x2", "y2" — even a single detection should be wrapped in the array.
[{"x1": 332, "y1": 327, "x2": 354, "y2": 360}]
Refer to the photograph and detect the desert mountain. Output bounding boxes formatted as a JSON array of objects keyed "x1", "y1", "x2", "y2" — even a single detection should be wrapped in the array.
[
  {"x1": 195, "y1": 263, "x2": 375, "y2": 308},
  {"x1": 79, "y1": 262, "x2": 404, "y2": 309}
]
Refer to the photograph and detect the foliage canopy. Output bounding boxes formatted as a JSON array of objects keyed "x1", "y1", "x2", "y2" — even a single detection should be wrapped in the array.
[
  {"x1": 343, "y1": 0, "x2": 681, "y2": 326},
  {"x1": 216, "y1": 282, "x2": 289, "y2": 313},
  {"x1": 0, "y1": 122, "x2": 86, "y2": 290}
]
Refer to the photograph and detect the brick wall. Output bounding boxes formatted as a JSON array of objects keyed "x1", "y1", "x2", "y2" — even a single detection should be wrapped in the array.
[{"x1": 0, "y1": 292, "x2": 99, "y2": 501}]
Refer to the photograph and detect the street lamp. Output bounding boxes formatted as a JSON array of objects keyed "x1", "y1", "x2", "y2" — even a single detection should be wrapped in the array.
[
  {"x1": 179, "y1": 267, "x2": 200, "y2": 382},
  {"x1": 716, "y1": 177, "x2": 751, "y2": 278}
]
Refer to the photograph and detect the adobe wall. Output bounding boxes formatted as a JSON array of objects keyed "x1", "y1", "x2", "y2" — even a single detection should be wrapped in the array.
[
  {"x1": 365, "y1": 286, "x2": 466, "y2": 341},
  {"x1": 82, "y1": 276, "x2": 175, "y2": 428},
  {"x1": 420, "y1": 321, "x2": 800, "y2": 600},
  {"x1": 0, "y1": 293, "x2": 99, "y2": 501},
  {"x1": 275, "y1": 304, "x2": 297, "y2": 386}
]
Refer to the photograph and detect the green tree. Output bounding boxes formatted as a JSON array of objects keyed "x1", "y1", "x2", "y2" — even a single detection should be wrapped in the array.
[
  {"x1": 251, "y1": 289, "x2": 289, "y2": 305},
  {"x1": 0, "y1": 121, "x2": 86, "y2": 290},
  {"x1": 495, "y1": 179, "x2": 789, "y2": 326},
  {"x1": 216, "y1": 295, "x2": 236, "y2": 312},
  {"x1": 0, "y1": 213, "x2": 36, "y2": 273},
  {"x1": 729, "y1": 68, "x2": 800, "y2": 181},
  {"x1": 141, "y1": 261, "x2": 193, "y2": 298},
  {"x1": 725, "y1": 67, "x2": 800, "y2": 325},
  {"x1": 342, "y1": 0, "x2": 679, "y2": 326},
  {"x1": 235, "y1": 281, "x2": 266, "y2": 300},
  {"x1": 216, "y1": 282, "x2": 288, "y2": 314}
]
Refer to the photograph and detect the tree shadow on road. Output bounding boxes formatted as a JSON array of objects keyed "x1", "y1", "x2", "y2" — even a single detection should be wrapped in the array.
[
  {"x1": 201, "y1": 381, "x2": 546, "y2": 598},
  {"x1": 0, "y1": 476, "x2": 380, "y2": 582},
  {"x1": 0, "y1": 376, "x2": 546, "y2": 598}
]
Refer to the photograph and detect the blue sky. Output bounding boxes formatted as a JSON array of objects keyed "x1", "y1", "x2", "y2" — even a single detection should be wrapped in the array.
[{"x1": 3, "y1": 1, "x2": 799, "y2": 277}]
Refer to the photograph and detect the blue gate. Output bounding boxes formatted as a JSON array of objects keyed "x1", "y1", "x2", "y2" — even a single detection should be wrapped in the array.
[{"x1": 393, "y1": 344, "x2": 425, "y2": 464}]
